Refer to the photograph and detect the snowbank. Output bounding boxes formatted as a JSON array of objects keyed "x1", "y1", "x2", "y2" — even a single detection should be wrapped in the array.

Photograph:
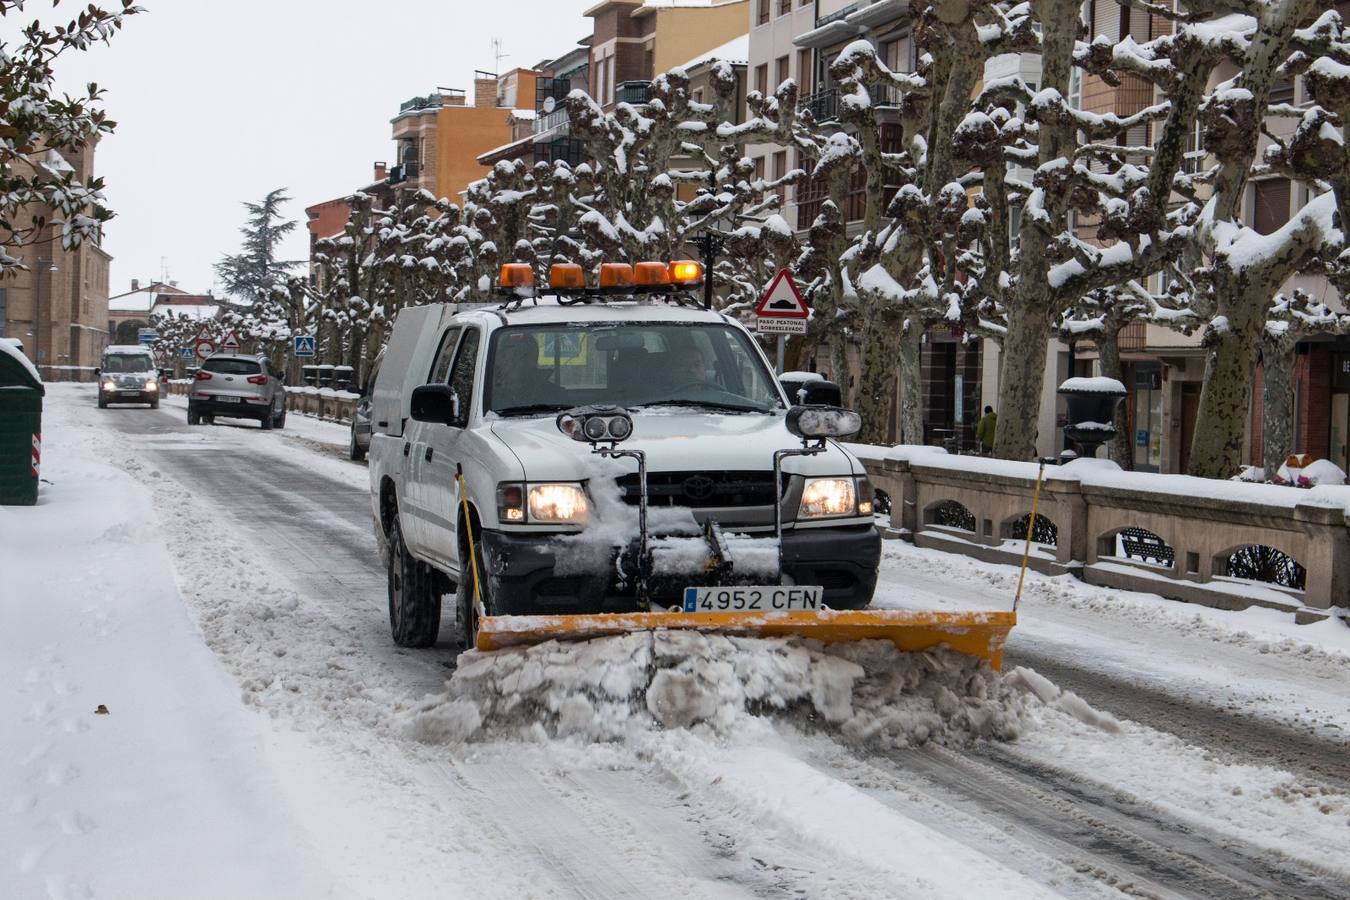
[{"x1": 401, "y1": 632, "x2": 1046, "y2": 749}]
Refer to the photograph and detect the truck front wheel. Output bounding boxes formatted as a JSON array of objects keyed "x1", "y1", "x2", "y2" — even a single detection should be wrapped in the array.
[{"x1": 387, "y1": 516, "x2": 441, "y2": 647}]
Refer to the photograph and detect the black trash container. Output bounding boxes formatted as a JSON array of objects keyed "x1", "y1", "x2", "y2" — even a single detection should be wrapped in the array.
[
  {"x1": 0, "y1": 345, "x2": 45, "y2": 505},
  {"x1": 333, "y1": 365, "x2": 354, "y2": 392}
]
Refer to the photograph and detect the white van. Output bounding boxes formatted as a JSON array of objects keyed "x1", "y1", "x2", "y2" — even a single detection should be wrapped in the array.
[{"x1": 96, "y1": 345, "x2": 159, "y2": 409}]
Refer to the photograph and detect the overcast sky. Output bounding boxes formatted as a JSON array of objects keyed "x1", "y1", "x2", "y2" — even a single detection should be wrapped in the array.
[{"x1": 37, "y1": 0, "x2": 593, "y2": 298}]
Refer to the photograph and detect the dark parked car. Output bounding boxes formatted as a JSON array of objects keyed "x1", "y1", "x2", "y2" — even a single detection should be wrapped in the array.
[{"x1": 349, "y1": 357, "x2": 380, "y2": 461}]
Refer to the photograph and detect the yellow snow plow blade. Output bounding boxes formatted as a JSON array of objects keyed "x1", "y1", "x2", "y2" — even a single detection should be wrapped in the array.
[{"x1": 476, "y1": 608, "x2": 1017, "y2": 670}]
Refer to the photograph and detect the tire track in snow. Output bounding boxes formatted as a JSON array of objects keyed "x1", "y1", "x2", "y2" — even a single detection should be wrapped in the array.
[
  {"x1": 1005, "y1": 648, "x2": 1350, "y2": 796},
  {"x1": 799, "y1": 737, "x2": 1349, "y2": 900}
]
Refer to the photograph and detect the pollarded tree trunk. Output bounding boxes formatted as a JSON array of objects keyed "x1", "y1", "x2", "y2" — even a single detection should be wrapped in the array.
[
  {"x1": 1186, "y1": 304, "x2": 1262, "y2": 478},
  {"x1": 897, "y1": 321, "x2": 924, "y2": 445},
  {"x1": 854, "y1": 311, "x2": 900, "y2": 444},
  {"x1": 993, "y1": 303, "x2": 1052, "y2": 459},
  {"x1": 1096, "y1": 324, "x2": 1131, "y2": 469},
  {"x1": 1260, "y1": 337, "x2": 1297, "y2": 479}
]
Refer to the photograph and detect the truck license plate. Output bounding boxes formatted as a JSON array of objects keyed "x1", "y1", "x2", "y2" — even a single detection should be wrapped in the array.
[{"x1": 683, "y1": 586, "x2": 823, "y2": 613}]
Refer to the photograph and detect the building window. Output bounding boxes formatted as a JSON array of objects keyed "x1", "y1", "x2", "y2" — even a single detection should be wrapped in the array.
[
  {"x1": 798, "y1": 49, "x2": 812, "y2": 94},
  {"x1": 778, "y1": 0, "x2": 791, "y2": 14},
  {"x1": 772, "y1": 150, "x2": 787, "y2": 203},
  {"x1": 755, "y1": 63, "x2": 768, "y2": 97},
  {"x1": 776, "y1": 55, "x2": 790, "y2": 91},
  {"x1": 1269, "y1": 77, "x2": 1295, "y2": 105},
  {"x1": 757, "y1": 0, "x2": 769, "y2": 25},
  {"x1": 1252, "y1": 178, "x2": 1291, "y2": 234},
  {"x1": 753, "y1": 156, "x2": 765, "y2": 182}
]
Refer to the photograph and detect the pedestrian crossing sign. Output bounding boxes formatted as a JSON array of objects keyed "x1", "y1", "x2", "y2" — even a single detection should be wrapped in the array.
[{"x1": 294, "y1": 335, "x2": 316, "y2": 357}]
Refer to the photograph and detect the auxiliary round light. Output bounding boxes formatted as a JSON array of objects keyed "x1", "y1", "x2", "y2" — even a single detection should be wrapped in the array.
[{"x1": 583, "y1": 416, "x2": 610, "y2": 441}]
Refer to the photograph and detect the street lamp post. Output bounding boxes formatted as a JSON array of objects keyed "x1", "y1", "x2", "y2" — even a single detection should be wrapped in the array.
[{"x1": 34, "y1": 257, "x2": 57, "y2": 375}]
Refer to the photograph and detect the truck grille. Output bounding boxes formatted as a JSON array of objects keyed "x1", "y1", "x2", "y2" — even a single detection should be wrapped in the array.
[{"x1": 614, "y1": 470, "x2": 785, "y2": 509}]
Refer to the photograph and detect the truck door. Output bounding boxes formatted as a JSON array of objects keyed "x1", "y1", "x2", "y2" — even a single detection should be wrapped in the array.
[
  {"x1": 403, "y1": 325, "x2": 461, "y2": 557},
  {"x1": 418, "y1": 327, "x2": 480, "y2": 570}
]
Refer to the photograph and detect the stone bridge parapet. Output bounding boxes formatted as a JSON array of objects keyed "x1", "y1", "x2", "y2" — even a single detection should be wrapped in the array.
[{"x1": 848, "y1": 444, "x2": 1350, "y2": 622}]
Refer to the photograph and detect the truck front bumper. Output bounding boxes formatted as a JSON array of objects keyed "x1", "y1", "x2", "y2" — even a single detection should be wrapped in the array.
[{"x1": 479, "y1": 524, "x2": 881, "y2": 615}]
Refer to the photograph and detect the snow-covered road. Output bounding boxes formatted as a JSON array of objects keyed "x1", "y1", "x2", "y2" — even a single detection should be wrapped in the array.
[{"x1": 3, "y1": 385, "x2": 1347, "y2": 899}]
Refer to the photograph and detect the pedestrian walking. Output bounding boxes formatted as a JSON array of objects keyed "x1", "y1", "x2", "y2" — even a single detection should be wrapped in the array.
[{"x1": 976, "y1": 405, "x2": 997, "y2": 455}]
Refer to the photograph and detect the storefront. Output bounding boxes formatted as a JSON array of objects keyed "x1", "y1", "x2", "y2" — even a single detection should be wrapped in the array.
[{"x1": 1332, "y1": 348, "x2": 1350, "y2": 472}]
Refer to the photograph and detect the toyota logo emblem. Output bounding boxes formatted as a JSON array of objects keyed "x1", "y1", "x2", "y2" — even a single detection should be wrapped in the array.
[{"x1": 682, "y1": 475, "x2": 716, "y2": 501}]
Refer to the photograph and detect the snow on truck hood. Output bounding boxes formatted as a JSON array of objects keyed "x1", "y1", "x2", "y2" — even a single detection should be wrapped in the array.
[{"x1": 489, "y1": 410, "x2": 860, "y2": 480}]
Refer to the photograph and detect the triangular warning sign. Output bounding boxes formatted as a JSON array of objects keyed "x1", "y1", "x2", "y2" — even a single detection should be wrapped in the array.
[
  {"x1": 754, "y1": 269, "x2": 809, "y2": 319},
  {"x1": 221, "y1": 330, "x2": 242, "y2": 351},
  {"x1": 194, "y1": 325, "x2": 213, "y2": 343}
]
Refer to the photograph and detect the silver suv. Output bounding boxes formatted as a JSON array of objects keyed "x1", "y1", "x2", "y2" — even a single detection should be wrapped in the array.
[{"x1": 188, "y1": 352, "x2": 287, "y2": 429}]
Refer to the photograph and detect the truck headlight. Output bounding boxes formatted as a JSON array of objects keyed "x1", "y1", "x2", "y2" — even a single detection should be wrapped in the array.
[
  {"x1": 497, "y1": 482, "x2": 589, "y2": 524},
  {"x1": 145, "y1": 379, "x2": 158, "y2": 391},
  {"x1": 101, "y1": 380, "x2": 115, "y2": 392},
  {"x1": 799, "y1": 478, "x2": 854, "y2": 518},
  {"x1": 798, "y1": 476, "x2": 872, "y2": 519}
]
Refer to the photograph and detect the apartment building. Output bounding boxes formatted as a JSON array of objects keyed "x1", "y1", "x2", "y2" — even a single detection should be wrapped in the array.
[
  {"x1": 1, "y1": 142, "x2": 112, "y2": 380},
  {"x1": 390, "y1": 68, "x2": 540, "y2": 203},
  {"x1": 584, "y1": 0, "x2": 749, "y2": 110}
]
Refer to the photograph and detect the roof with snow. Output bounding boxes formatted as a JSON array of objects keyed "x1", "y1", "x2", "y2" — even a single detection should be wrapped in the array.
[
  {"x1": 477, "y1": 133, "x2": 536, "y2": 166},
  {"x1": 676, "y1": 33, "x2": 749, "y2": 71}
]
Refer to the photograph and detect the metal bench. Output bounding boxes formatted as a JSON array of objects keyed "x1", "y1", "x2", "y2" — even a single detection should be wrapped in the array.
[{"x1": 1118, "y1": 527, "x2": 1174, "y2": 567}]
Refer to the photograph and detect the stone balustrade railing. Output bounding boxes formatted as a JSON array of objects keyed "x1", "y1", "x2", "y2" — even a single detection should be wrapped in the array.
[
  {"x1": 848, "y1": 444, "x2": 1350, "y2": 623},
  {"x1": 166, "y1": 382, "x2": 358, "y2": 423}
]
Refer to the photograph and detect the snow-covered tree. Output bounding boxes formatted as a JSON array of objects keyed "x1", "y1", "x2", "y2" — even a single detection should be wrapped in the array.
[
  {"x1": 1259, "y1": 289, "x2": 1350, "y2": 478},
  {"x1": 214, "y1": 188, "x2": 304, "y2": 308},
  {"x1": 0, "y1": 0, "x2": 140, "y2": 276},
  {"x1": 1180, "y1": 0, "x2": 1345, "y2": 477}
]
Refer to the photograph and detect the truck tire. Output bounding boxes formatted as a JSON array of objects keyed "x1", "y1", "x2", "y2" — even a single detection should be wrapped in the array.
[
  {"x1": 387, "y1": 516, "x2": 440, "y2": 647},
  {"x1": 348, "y1": 427, "x2": 366, "y2": 461}
]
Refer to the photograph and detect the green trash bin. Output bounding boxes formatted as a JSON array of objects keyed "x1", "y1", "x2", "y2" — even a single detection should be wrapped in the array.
[{"x1": 0, "y1": 343, "x2": 44, "y2": 506}]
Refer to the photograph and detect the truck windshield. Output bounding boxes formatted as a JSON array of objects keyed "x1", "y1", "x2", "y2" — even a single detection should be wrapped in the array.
[
  {"x1": 485, "y1": 323, "x2": 784, "y2": 416},
  {"x1": 102, "y1": 354, "x2": 153, "y2": 373}
]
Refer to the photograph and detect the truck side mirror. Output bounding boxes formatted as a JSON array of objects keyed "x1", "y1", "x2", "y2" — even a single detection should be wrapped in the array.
[
  {"x1": 410, "y1": 383, "x2": 453, "y2": 426},
  {"x1": 779, "y1": 377, "x2": 842, "y2": 407},
  {"x1": 94, "y1": 367, "x2": 101, "y2": 378},
  {"x1": 410, "y1": 384, "x2": 458, "y2": 425}
]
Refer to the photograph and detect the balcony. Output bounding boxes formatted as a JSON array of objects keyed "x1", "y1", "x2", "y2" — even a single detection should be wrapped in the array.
[
  {"x1": 398, "y1": 94, "x2": 443, "y2": 114},
  {"x1": 615, "y1": 81, "x2": 653, "y2": 106},
  {"x1": 532, "y1": 137, "x2": 587, "y2": 168},
  {"x1": 799, "y1": 87, "x2": 838, "y2": 122}
]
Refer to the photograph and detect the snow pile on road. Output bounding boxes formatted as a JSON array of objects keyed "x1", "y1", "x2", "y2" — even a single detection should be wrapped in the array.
[{"x1": 400, "y1": 631, "x2": 1039, "y2": 748}]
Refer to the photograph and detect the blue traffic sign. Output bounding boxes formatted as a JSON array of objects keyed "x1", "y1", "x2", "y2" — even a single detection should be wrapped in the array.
[
  {"x1": 180, "y1": 347, "x2": 194, "y2": 361},
  {"x1": 293, "y1": 335, "x2": 316, "y2": 357}
]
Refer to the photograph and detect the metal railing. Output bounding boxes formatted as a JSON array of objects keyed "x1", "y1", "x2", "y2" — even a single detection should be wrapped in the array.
[{"x1": 616, "y1": 81, "x2": 653, "y2": 105}]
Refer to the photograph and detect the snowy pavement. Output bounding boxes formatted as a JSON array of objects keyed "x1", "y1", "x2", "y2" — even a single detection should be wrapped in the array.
[{"x1": 3, "y1": 385, "x2": 1348, "y2": 899}]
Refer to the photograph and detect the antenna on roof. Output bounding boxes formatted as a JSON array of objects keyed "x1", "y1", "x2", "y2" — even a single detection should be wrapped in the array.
[{"x1": 492, "y1": 37, "x2": 508, "y2": 73}]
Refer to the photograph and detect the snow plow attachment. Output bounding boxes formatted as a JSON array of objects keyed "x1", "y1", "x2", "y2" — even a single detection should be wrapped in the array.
[{"x1": 475, "y1": 608, "x2": 1017, "y2": 670}]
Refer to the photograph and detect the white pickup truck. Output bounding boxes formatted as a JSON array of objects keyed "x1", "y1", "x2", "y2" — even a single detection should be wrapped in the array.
[{"x1": 367, "y1": 289, "x2": 881, "y2": 649}]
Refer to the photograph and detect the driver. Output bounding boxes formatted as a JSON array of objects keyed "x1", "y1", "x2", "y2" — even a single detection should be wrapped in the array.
[{"x1": 676, "y1": 349, "x2": 715, "y2": 387}]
